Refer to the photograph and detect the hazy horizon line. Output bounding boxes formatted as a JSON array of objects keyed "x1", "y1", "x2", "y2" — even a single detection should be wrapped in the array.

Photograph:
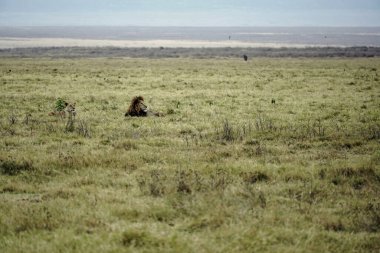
[{"x1": 1, "y1": 25, "x2": 380, "y2": 28}]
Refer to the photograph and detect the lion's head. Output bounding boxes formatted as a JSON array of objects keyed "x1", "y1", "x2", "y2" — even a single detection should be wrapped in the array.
[
  {"x1": 63, "y1": 102, "x2": 76, "y2": 116},
  {"x1": 125, "y1": 96, "x2": 148, "y2": 117}
]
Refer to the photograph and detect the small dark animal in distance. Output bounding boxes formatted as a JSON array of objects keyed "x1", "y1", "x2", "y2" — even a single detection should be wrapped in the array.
[{"x1": 243, "y1": 55, "x2": 248, "y2": 61}]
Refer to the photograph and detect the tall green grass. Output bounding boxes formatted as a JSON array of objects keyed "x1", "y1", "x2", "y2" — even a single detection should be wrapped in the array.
[{"x1": 0, "y1": 57, "x2": 379, "y2": 252}]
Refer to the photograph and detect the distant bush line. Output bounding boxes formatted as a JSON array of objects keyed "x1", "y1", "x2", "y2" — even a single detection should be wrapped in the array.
[{"x1": 1, "y1": 46, "x2": 380, "y2": 58}]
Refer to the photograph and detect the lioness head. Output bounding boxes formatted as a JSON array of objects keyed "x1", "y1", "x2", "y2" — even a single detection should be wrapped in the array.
[{"x1": 65, "y1": 102, "x2": 76, "y2": 116}]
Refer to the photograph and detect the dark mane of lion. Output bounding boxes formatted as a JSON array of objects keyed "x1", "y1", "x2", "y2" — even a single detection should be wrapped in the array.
[{"x1": 125, "y1": 96, "x2": 147, "y2": 117}]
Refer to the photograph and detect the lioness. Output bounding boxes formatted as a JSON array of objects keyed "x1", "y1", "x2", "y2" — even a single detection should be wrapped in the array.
[{"x1": 49, "y1": 101, "x2": 76, "y2": 118}]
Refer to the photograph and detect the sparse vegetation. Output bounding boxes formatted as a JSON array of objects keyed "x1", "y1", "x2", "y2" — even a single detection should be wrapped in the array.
[
  {"x1": 0, "y1": 57, "x2": 379, "y2": 252},
  {"x1": 55, "y1": 98, "x2": 66, "y2": 112}
]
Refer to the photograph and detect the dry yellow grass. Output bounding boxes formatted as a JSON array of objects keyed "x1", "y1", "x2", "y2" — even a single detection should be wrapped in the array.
[{"x1": 0, "y1": 57, "x2": 379, "y2": 252}]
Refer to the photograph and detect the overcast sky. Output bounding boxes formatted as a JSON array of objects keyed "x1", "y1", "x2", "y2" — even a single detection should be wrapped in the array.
[{"x1": 1, "y1": 0, "x2": 380, "y2": 26}]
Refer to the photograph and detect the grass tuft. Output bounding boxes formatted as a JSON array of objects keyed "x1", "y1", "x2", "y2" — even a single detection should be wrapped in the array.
[{"x1": 0, "y1": 159, "x2": 34, "y2": 175}]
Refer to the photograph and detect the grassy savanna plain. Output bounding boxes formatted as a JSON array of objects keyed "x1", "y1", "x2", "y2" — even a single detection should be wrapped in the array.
[{"x1": 0, "y1": 56, "x2": 379, "y2": 252}]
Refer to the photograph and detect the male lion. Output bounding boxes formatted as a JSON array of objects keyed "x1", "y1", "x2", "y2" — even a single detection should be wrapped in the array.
[{"x1": 125, "y1": 96, "x2": 162, "y2": 117}]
